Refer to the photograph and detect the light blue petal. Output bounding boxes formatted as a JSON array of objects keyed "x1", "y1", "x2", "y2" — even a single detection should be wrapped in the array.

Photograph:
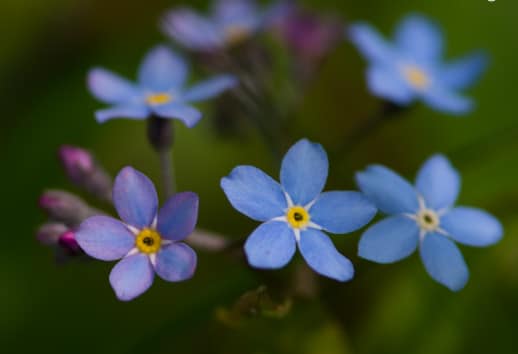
[
  {"x1": 367, "y1": 65, "x2": 415, "y2": 105},
  {"x1": 348, "y1": 23, "x2": 396, "y2": 65},
  {"x1": 421, "y1": 85, "x2": 474, "y2": 115},
  {"x1": 158, "y1": 192, "x2": 199, "y2": 241},
  {"x1": 358, "y1": 215, "x2": 419, "y2": 263},
  {"x1": 113, "y1": 167, "x2": 158, "y2": 229},
  {"x1": 221, "y1": 166, "x2": 287, "y2": 222},
  {"x1": 95, "y1": 104, "x2": 149, "y2": 123},
  {"x1": 395, "y1": 14, "x2": 443, "y2": 62},
  {"x1": 442, "y1": 207, "x2": 503, "y2": 247},
  {"x1": 214, "y1": 0, "x2": 259, "y2": 28},
  {"x1": 109, "y1": 254, "x2": 154, "y2": 301},
  {"x1": 182, "y1": 75, "x2": 238, "y2": 102},
  {"x1": 244, "y1": 221, "x2": 296, "y2": 269},
  {"x1": 299, "y1": 228, "x2": 354, "y2": 282},
  {"x1": 75, "y1": 216, "x2": 135, "y2": 261},
  {"x1": 420, "y1": 232, "x2": 469, "y2": 291},
  {"x1": 138, "y1": 46, "x2": 189, "y2": 91},
  {"x1": 88, "y1": 68, "x2": 140, "y2": 104},
  {"x1": 310, "y1": 191, "x2": 377, "y2": 234},
  {"x1": 416, "y1": 154, "x2": 460, "y2": 210},
  {"x1": 440, "y1": 51, "x2": 489, "y2": 90},
  {"x1": 280, "y1": 139, "x2": 328, "y2": 206},
  {"x1": 154, "y1": 243, "x2": 197, "y2": 282},
  {"x1": 356, "y1": 165, "x2": 419, "y2": 215},
  {"x1": 152, "y1": 102, "x2": 202, "y2": 128}
]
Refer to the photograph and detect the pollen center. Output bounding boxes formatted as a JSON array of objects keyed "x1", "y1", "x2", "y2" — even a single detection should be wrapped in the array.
[
  {"x1": 286, "y1": 206, "x2": 310, "y2": 229},
  {"x1": 402, "y1": 65, "x2": 430, "y2": 89},
  {"x1": 135, "y1": 228, "x2": 162, "y2": 254},
  {"x1": 416, "y1": 209, "x2": 440, "y2": 232},
  {"x1": 146, "y1": 93, "x2": 173, "y2": 106},
  {"x1": 225, "y1": 26, "x2": 250, "y2": 45}
]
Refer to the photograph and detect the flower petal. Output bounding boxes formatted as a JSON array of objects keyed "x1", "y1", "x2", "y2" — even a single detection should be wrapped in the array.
[
  {"x1": 95, "y1": 104, "x2": 149, "y2": 123},
  {"x1": 420, "y1": 232, "x2": 469, "y2": 291},
  {"x1": 299, "y1": 228, "x2": 354, "y2": 282},
  {"x1": 221, "y1": 166, "x2": 287, "y2": 222},
  {"x1": 310, "y1": 191, "x2": 377, "y2": 234},
  {"x1": 421, "y1": 86, "x2": 474, "y2": 115},
  {"x1": 356, "y1": 165, "x2": 419, "y2": 215},
  {"x1": 395, "y1": 14, "x2": 443, "y2": 62},
  {"x1": 366, "y1": 65, "x2": 415, "y2": 105},
  {"x1": 182, "y1": 75, "x2": 238, "y2": 102},
  {"x1": 154, "y1": 243, "x2": 197, "y2": 282},
  {"x1": 348, "y1": 23, "x2": 395, "y2": 65},
  {"x1": 441, "y1": 207, "x2": 503, "y2": 247},
  {"x1": 152, "y1": 102, "x2": 202, "y2": 128},
  {"x1": 244, "y1": 221, "x2": 296, "y2": 269},
  {"x1": 109, "y1": 254, "x2": 154, "y2": 301},
  {"x1": 138, "y1": 46, "x2": 189, "y2": 91},
  {"x1": 158, "y1": 192, "x2": 199, "y2": 241},
  {"x1": 113, "y1": 167, "x2": 158, "y2": 229},
  {"x1": 75, "y1": 216, "x2": 135, "y2": 261},
  {"x1": 358, "y1": 215, "x2": 419, "y2": 263},
  {"x1": 440, "y1": 51, "x2": 489, "y2": 90},
  {"x1": 214, "y1": 0, "x2": 258, "y2": 24},
  {"x1": 87, "y1": 68, "x2": 140, "y2": 104},
  {"x1": 415, "y1": 154, "x2": 460, "y2": 210},
  {"x1": 280, "y1": 139, "x2": 328, "y2": 206}
]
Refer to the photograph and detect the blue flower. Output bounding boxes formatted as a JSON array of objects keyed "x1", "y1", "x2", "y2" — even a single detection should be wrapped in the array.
[
  {"x1": 356, "y1": 155, "x2": 503, "y2": 291},
  {"x1": 88, "y1": 45, "x2": 237, "y2": 127},
  {"x1": 75, "y1": 167, "x2": 199, "y2": 301},
  {"x1": 348, "y1": 14, "x2": 488, "y2": 115},
  {"x1": 221, "y1": 139, "x2": 377, "y2": 281}
]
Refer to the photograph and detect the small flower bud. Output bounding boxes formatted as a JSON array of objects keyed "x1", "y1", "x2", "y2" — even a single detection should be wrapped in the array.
[
  {"x1": 58, "y1": 230, "x2": 82, "y2": 255},
  {"x1": 39, "y1": 190, "x2": 99, "y2": 227},
  {"x1": 36, "y1": 222, "x2": 68, "y2": 246}
]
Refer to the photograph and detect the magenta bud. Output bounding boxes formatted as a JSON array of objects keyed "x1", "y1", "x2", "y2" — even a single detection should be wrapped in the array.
[
  {"x1": 39, "y1": 190, "x2": 97, "y2": 227},
  {"x1": 36, "y1": 223, "x2": 68, "y2": 245},
  {"x1": 58, "y1": 231, "x2": 82, "y2": 254}
]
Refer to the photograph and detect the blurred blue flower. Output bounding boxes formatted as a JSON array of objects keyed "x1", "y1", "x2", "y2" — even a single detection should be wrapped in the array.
[
  {"x1": 348, "y1": 14, "x2": 488, "y2": 115},
  {"x1": 356, "y1": 155, "x2": 503, "y2": 291},
  {"x1": 221, "y1": 139, "x2": 377, "y2": 281},
  {"x1": 76, "y1": 167, "x2": 199, "y2": 301},
  {"x1": 88, "y1": 45, "x2": 237, "y2": 127}
]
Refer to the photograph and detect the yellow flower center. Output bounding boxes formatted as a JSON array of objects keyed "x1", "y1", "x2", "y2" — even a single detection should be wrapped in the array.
[
  {"x1": 286, "y1": 206, "x2": 310, "y2": 229},
  {"x1": 146, "y1": 93, "x2": 173, "y2": 106},
  {"x1": 402, "y1": 65, "x2": 430, "y2": 89},
  {"x1": 135, "y1": 228, "x2": 162, "y2": 254},
  {"x1": 225, "y1": 26, "x2": 250, "y2": 46},
  {"x1": 416, "y1": 209, "x2": 440, "y2": 232}
]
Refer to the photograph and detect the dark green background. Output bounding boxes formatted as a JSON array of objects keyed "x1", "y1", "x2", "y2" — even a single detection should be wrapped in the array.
[{"x1": 2, "y1": 0, "x2": 517, "y2": 353}]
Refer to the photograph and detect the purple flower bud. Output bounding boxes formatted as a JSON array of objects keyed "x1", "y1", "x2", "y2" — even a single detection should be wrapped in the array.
[
  {"x1": 39, "y1": 190, "x2": 98, "y2": 227},
  {"x1": 36, "y1": 222, "x2": 69, "y2": 245},
  {"x1": 58, "y1": 231, "x2": 82, "y2": 255}
]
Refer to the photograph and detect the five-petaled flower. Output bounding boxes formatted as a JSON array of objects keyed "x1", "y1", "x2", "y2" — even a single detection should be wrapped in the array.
[
  {"x1": 348, "y1": 14, "x2": 488, "y2": 115},
  {"x1": 75, "y1": 167, "x2": 199, "y2": 301},
  {"x1": 88, "y1": 45, "x2": 237, "y2": 127},
  {"x1": 356, "y1": 155, "x2": 503, "y2": 291},
  {"x1": 221, "y1": 139, "x2": 377, "y2": 281}
]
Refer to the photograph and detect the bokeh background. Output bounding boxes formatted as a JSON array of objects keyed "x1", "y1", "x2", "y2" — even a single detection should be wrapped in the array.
[{"x1": 2, "y1": 0, "x2": 517, "y2": 353}]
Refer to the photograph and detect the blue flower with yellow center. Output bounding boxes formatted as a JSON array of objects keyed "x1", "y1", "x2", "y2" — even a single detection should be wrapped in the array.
[
  {"x1": 221, "y1": 139, "x2": 377, "y2": 281},
  {"x1": 88, "y1": 45, "x2": 237, "y2": 127},
  {"x1": 356, "y1": 155, "x2": 503, "y2": 291},
  {"x1": 348, "y1": 14, "x2": 488, "y2": 115}
]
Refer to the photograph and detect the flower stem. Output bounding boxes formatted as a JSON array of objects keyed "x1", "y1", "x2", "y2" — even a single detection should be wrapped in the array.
[{"x1": 147, "y1": 116, "x2": 176, "y2": 197}]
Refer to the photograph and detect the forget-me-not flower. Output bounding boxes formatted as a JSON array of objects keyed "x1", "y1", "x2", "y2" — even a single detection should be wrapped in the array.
[
  {"x1": 76, "y1": 167, "x2": 199, "y2": 301},
  {"x1": 356, "y1": 155, "x2": 503, "y2": 291},
  {"x1": 221, "y1": 139, "x2": 377, "y2": 281},
  {"x1": 348, "y1": 14, "x2": 488, "y2": 115},
  {"x1": 88, "y1": 45, "x2": 237, "y2": 127}
]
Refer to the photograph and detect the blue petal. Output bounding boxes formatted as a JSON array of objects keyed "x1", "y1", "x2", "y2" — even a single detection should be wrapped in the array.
[
  {"x1": 356, "y1": 165, "x2": 419, "y2": 215},
  {"x1": 441, "y1": 207, "x2": 503, "y2": 247},
  {"x1": 299, "y1": 228, "x2": 354, "y2": 282},
  {"x1": 280, "y1": 139, "x2": 328, "y2": 206},
  {"x1": 348, "y1": 23, "x2": 396, "y2": 65},
  {"x1": 182, "y1": 75, "x2": 238, "y2": 102},
  {"x1": 415, "y1": 154, "x2": 460, "y2": 210},
  {"x1": 113, "y1": 167, "x2": 158, "y2": 229},
  {"x1": 158, "y1": 192, "x2": 199, "y2": 241},
  {"x1": 95, "y1": 104, "x2": 149, "y2": 123},
  {"x1": 88, "y1": 68, "x2": 140, "y2": 104},
  {"x1": 214, "y1": 0, "x2": 259, "y2": 27},
  {"x1": 109, "y1": 254, "x2": 154, "y2": 301},
  {"x1": 75, "y1": 216, "x2": 135, "y2": 261},
  {"x1": 138, "y1": 46, "x2": 189, "y2": 91},
  {"x1": 221, "y1": 166, "x2": 287, "y2": 222},
  {"x1": 440, "y1": 51, "x2": 489, "y2": 90},
  {"x1": 420, "y1": 232, "x2": 469, "y2": 291},
  {"x1": 421, "y1": 85, "x2": 474, "y2": 115},
  {"x1": 310, "y1": 191, "x2": 377, "y2": 234},
  {"x1": 152, "y1": 102, "x2": 202, "y2": 128},
  {"x1": 154, "y1": 243, "x2": 197, "y2": 282},
  {"x1": 367, "y1": 65, "x2": 415, "y2": 105},
  {"x1": 244, "y1": 221, "x2": 296, "y2": 269},
  {"x1": 358, "y1": 215, "x2": 419, "y2": 263},
  {"x1": 394, "y1": 14, "x2": 443, "y2": 62}
]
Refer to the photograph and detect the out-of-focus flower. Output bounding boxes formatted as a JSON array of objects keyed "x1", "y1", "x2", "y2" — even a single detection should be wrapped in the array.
[
  {"x1": 348, "y1": 14, "x2": 488, "y2": 115},
  {"x1": 75, "y1": 167, "x2": 199, "y2": 301},
  {"x1": 58, "y1": 230, "x2": 82, "y2": 255},
  {"x1": 37, "y1": 223, "x2": 83, "y2": 259},
  {"x1": 39, "y1": 190, "x2": 99, "y2": 227},
  {"x1": 356, "y1": 155, "x2": 503, "y2": 291},
  {"x1": 221, "y1": 139, "x2": 376, "y2": 281},
  {"x1": 88, "y1": 46, "x2": 237, "y2": 127}
]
